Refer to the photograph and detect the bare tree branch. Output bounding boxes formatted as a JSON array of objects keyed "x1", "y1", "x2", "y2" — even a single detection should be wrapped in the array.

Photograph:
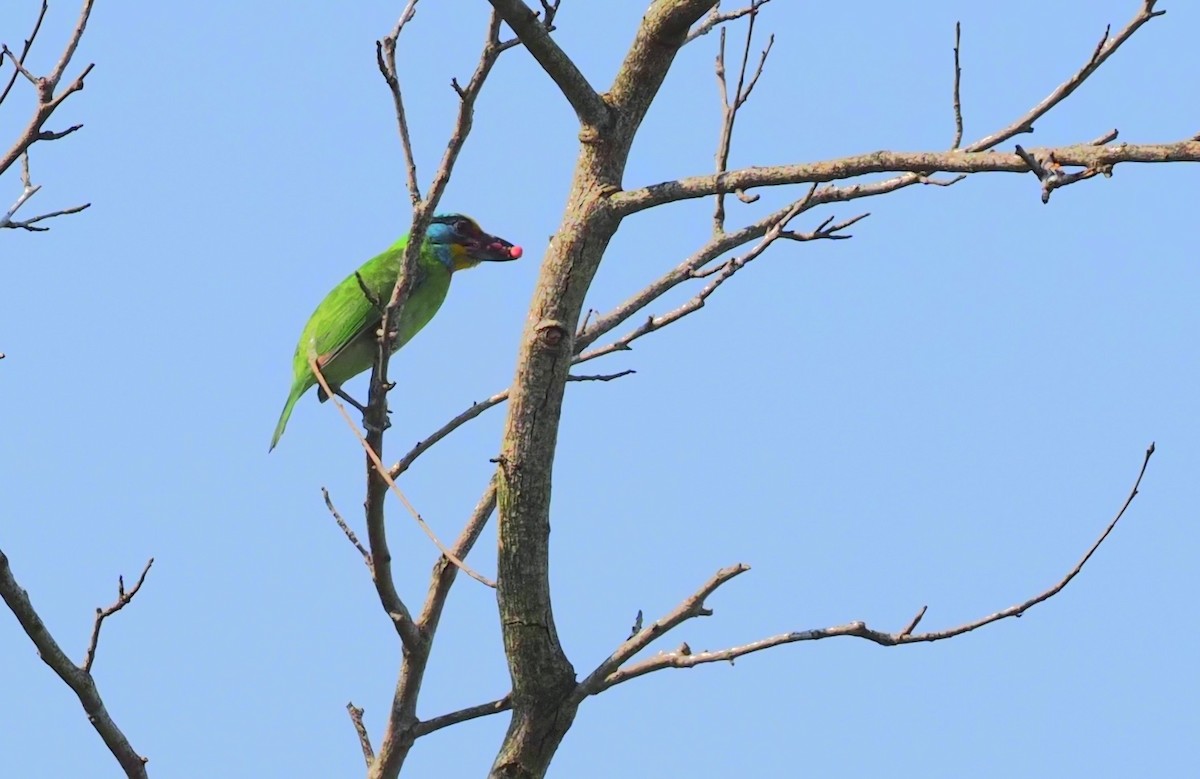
[
  {"x1": 389, "y1": 389, "x2": 511, "y2": 479},
  {"x1": 347, "y1": 702, "x2": 375, "y2": 768},
  {"x1": 950, "y1": 21, "x2": 963, "y2": 149},
  {"x1": 0, "y1": 0, "x2": 96, "y2": 178},
  {"x1": 0, "y1": 0, "x2": 49, "y2": 107},
  {"x1": 323, "y1": 487, "x2": 371, "y2": 568},
  {"x1": 487, "y1": 0, "x2": 610, "y2": 129},
  {"x1": 2, "y1": 151, "x2": 90, "y2": 230},
  {"x1": 369, "y1": 481, "x2": 499, "y2": 778},
  {"x1": 374, "y1": 0, "x2": 1185, "y2": 543},
  {"x1": 592, "y1": 443, "x2": 1154, "y2": 689},
  {"x1": 577, "y1": 200, "x2": 863, "y2": 365},
  {"x1": 971, "y1": 1, "x2": 1164, "y2": 150},
  {"x1": 491, "y1": 3, "x2": 728, "y2": 775},
  {"x1": 686, "y1": 0, "x2": 773, "y2": 45},
  {"x1": 617, "y1": 0, "x2": 1176, "y2": 213},
  {"x1": 574, "y1": 564, "x2": 750, "y2": 700},
  {"x1": 414, "y1": 694, "x2": 513, "y2": 737},
  {"x1": 362, "y1": 438, "x2": 1155, "y2": 737},
  {"x1": 354, "y1": 11, "x2": 525, "y2": 774},
  {"x1": 81, "y1": 559, "x2": 154, "y2": 674},
  {"x1": 615, "y1": 140, "x2": 1200, "y2": 213},
  {"x1": 0, "y1": 549, "x2": 149, "y2": 778},
  {"x1": 711, "y1": 8, "x2": 773, "y2": 234},
  {"x1": 375, "y1": 0, "x2": 423, "y2": 205}
]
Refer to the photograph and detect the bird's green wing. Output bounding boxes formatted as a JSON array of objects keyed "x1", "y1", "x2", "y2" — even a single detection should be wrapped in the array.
[{"x1": 292, "y1": 240, "x2": 410, "y2": 383}]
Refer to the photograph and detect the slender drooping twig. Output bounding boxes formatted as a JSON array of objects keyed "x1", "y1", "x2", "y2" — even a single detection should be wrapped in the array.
[{"x1": 307, "y1": 354, "x2": 494, "y2": 590}]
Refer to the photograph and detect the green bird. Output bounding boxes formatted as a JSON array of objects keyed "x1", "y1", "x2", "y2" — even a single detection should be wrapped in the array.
[{"x1": 270, "y1": 214, "x2": 522, "y2": 450}]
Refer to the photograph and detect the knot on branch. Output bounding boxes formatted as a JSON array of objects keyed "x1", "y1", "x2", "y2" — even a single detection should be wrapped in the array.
[{"x1": 534, "y1": 320, "x2": 569, "y2": 351}]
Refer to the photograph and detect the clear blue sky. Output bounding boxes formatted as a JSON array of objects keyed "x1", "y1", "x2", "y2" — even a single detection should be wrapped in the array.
[{"x1": 2, "y1": 1, "x2": 1197, "y2": 776}]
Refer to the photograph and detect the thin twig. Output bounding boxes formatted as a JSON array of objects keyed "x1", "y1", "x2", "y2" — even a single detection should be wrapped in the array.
[
  {"x1": 347, "y1": 703, "x2": 375, "y2": 767},
  {"x1": 950, "y1": 22, "x2": 963, "y2": 149},
  {"x1": 567, "y1": 369, "x2": 636, "y2": 382},
  {"x1": 578, "y1": 200, "x2": 860, "y2": 364},
  {"x1": 376, "y1": 0, "x2": 423, "y2": 206},
  {"x1": 390, "y1": 389, "x2": 511, "y2": 479},
  {"x1": 81, "y1": 559, "x2": 154, "y2": 674},
  {"x1": 2, "y1": 154, "x2": 90, "y2": 230},
  {"x1": 0, "y1": 0, "x2": 49, "y2": 107},
  {"x1": 971, "y1": 2, "x2": 1164, "y2": 150},
  {"x1": 574, "y1": 564, "x2": 751, "y2": 700},
  {"x1": 685, "y1": 0, "x2": 773, "y2": 45},
  {"x1": 323, "y1": 488, "x2": 371, "y2": 569},
  {"x1": 711, "y1": 7, "x2": 773, "y2": 235},
  {"x1": 594, "y1": 443, "x2": 1155, "y2": 688}
]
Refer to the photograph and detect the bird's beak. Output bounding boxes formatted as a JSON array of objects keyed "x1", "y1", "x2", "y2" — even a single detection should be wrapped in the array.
[{"x1": 466, "y1": 231, "x2": 523, "y2": 262}]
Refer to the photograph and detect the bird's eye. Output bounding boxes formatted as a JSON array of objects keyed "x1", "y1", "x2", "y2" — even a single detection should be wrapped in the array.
[{"x1": 454, "y1": 218, "x2": 473, "y2": 235}]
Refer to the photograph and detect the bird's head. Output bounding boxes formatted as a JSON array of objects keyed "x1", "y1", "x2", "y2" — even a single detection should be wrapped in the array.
[{"x1": 426, "y1": 214, "x2": 523, "y2": 272}]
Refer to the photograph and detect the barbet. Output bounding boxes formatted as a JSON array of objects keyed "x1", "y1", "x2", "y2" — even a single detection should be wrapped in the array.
[{"x1": 270, "y1": 214, "x2": 522, "y2": 450}]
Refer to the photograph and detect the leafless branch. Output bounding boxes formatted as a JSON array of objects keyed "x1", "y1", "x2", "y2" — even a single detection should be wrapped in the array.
[
  {"x1": 414, "y1": 694, "x2": 513, "y2": 737},
  {"x1": 577, "y1": 199, "x2": 860, "y2": 365},
  {"x1": 574, "y1": 564, "x2": 750, "y2": 700},
  {"x1": 592, "y1": 443, "x2": 1154, "y2": 689},
  {"x1": 389, "y1": 389, "x2": 511, "y2": 479},
  {"x1": 81, "y1": 559, "x2": 154, "y2": 674},
  {"x1": 487, "y1": 0, "x2": 610, "y2": 128},
  {"x1": 366, "y1": 4, "x2": 509, "y2": 494},
  {"x1": 306, "y1": 356, "x2": 420, "y2": 651},
  {"x1": 375, "y1": 0, "x2": 422, "y2": 205},
  {"x1": 0, "y1": 548, "x2": 149, "y2": 778},
  {"x1": 369, "y1": 481, "x2": 499, "y2": 777},
  {"x1": 347, "y1": 702, "x2": 375, "y2": 767},
  {"x1": 341, "y1": 10, "x2": 529, "y2": 774},
  {"x1": 616, "y1": 0, "x2": 1176, "y2": 213},
  {"x1": 0, "y1": 0, "x2": 96, "y2": 178},
  {"x1": 971, "y1": 2, "x2": 1164, "y2": 150},
  {"x1": 567, "y1": 369, "x2": 636, "y2": 382},
  {"x1": 712, "y1": 6, "x2": 773, "y2": 234},
  {"x1": 950, "y1": 22, "x2": 963, "y2": 149},
  {"x1": 323, "y1": 487, "x2": 371, "y2": 568},
  {"x1": 384, "y1": 368, "x2": 637, "y2": 483},
  {"x1": 615, "y1": 140, "x2": 1199, "y2": 213},
  {"x1": 320, "y1": 440, "x2": 1155, "y2": 741},
  {"x1": 2, "y1": 151, "x2": 90, "y2": 230},
  {"x1": 686, "y1": 0, "x2": 773, "y2": 45},
  {"x1": 0, "y1": 0, "x2": 49, "y2": 107},
  {"x1": 380, "y1": 194, "x2": 853, "y2": 482}
]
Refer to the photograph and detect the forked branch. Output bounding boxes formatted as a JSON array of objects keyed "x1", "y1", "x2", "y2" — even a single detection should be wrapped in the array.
[
  {"x1": 594, "y1": 443, "x2": 1155, "y2": 689},
  {"x1": 0, "y1": 549, "x2": 150, "y2": 778}
]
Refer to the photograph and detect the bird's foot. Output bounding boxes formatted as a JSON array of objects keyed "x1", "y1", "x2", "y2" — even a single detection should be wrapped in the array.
[{"x1": 363, "y1": 413, "x2": 393, "y2": 436}]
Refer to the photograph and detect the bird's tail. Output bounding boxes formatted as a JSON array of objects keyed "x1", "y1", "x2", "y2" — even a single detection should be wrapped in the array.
[{"x1": 269, "y1": 390, "x2": 301, "y2": 452}]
